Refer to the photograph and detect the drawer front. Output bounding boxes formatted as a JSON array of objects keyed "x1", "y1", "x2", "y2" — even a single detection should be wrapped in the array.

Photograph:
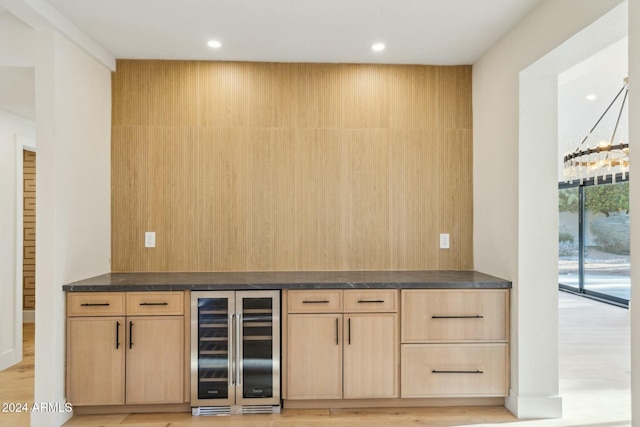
[
  {"x1": 288, "y1": 290, "x2": 342, "y2": 313},
  {"x1": 126, "y1": 292, "x2": 184, "y2": 316},
  {"x1": 67, "y1": 292, "x2": 125, "y2": 316},
  {"x1": 401, "y1": 290, "x2": 508, "y2": 342},
  {"x1": 343, "y1": 290, "x2": 397, "y2": 312},
  {"x1": 401, "y1": 343, "x2": 508, "y2": 397}
]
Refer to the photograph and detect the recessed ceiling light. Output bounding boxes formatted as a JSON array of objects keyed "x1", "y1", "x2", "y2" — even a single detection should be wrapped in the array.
[
  {"x1": 207, "y1": 40, "x2": 222, "y2": 49},
  {"x1": 371, "y1": 43, "x2": 385, "y2": 52},
  {"x1": 585, "y1": 94, "x2": 597, "y2": 101}
]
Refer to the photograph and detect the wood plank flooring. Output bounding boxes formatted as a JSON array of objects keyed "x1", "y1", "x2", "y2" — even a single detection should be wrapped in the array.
[
  {"x1": 0, "y1": 323, "x2": 34, "y2": 427},
  {"x1": 0, "y1": 292, "x2": 631, "y2": 426}
]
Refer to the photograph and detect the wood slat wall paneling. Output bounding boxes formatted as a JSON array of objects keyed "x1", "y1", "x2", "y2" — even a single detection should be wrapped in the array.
[
  {"x1": 23, "y1": 150, "x2": 36, "y2": 309},
  {"x1": 112, "y1": 61, "x2": 473, "y2": 272}
]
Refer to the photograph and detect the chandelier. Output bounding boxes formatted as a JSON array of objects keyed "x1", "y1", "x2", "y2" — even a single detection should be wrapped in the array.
[{"x1": 563, "y1": 77, "x2": 629, "y2": 184}]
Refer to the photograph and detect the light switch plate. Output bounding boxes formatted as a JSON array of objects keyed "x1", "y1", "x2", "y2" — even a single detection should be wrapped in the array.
[
  {"x1": 145, "y1": 231, "x2": 156, "y2": 248},
  {"x1": 439, "y1": 233, "x2": 450, "y2": 249}
]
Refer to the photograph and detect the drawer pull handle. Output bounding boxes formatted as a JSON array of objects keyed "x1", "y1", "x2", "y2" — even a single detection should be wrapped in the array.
[
  {"x1": 116, "y1": 321, "x2": 121, "y2": 349},
  {"x1": 357, "y1": 299, "x2": 385, "y2": 303},
  {"x1": 302, "y1": 300, "x2": 330, "y2": 304},
  {"x1": 80, "y1": 303, "x2": 110, "y2": 307},
  {"x1": 139, "y1": 302, "x2": 169, "y2": 306},
  {"x1": 129, "y1": 321, "x2": 134, "y2": 349},
  {"x1": 432, "y1": 370, "x2": 484, "y2": 374},
  {"x1": 431, "y1": 315, "x2": 484, "y2": 319}
]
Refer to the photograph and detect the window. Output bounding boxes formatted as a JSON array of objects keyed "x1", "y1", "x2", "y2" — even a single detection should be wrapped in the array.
[{"x1": 558, "y1": 175, "x2": 630, "y2": 306}]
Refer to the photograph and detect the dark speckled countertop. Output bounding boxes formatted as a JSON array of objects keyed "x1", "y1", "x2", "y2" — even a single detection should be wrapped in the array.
[{"x1": 62, "y1": 270, "x2": 511, "y2": 292}]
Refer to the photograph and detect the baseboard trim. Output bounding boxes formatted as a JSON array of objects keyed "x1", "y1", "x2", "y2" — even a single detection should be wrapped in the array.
[
  {"x1": 505, "y1": 390, "x2": 562, "y2": 418},
  {"x1": 0, "y1": 348, "x2": 21, "y2": 372},
  {"x1": 73, "y1": 403, "x2": 191, "y2": 415},
  {"x1": 284, "y1": 397, "x2": 505, "y2": 409}
]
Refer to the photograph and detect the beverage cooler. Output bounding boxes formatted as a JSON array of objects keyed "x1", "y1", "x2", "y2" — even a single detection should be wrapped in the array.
[{"x1": 191, "y1": 291, "x2": 280, "y2": 415}]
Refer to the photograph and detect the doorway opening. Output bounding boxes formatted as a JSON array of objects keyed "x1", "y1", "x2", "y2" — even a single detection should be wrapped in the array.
[{"x1": 557, "y1": 38, "x2": 629, "y2": 307}]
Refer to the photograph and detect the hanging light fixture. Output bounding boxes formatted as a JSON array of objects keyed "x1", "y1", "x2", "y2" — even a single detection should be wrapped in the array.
[{"x1": 563, "y1": 77, "x2": 629, "y2": 184}]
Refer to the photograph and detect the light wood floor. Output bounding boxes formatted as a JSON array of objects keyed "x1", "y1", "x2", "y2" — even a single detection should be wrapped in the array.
[
  {"x1": 0, "y1": 292, "x2": 630, "y2": 427},
  {"x1": 0, "y1": 323, "x2": 34, "y2": 427}
]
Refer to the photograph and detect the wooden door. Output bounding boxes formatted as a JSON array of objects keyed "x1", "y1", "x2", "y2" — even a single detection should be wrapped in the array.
[
  {"x1": 66, "y1": 317, "x2": 125, "y2": 405},
  {"x1": 343, "y1": 313, "x2": 398, "y2": 399},
  {"x1": 287, "y1": 314, "x2": 342, "y2": 399},
  {"x1": 125, "y1": 316, "x2": 184, "y2": 404}
]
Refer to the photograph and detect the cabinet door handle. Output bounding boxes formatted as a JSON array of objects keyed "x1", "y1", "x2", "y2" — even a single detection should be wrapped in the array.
[
  {"x1": 431, "y1": 315, "x2": 484, "y2": 319},
  {"x1": 302, "y1": 300, "x2": 330, "y2": 304},
  {"x1": 116, "y1": 321, "x2": 121, "y2": 349},
  {"x1": 230, "y1": 314, "x2": 235, "y2": 386},
  {"x1": 129, "y1": 321, "x2": 134, "y2": 349},
  {"x1": 236, "y1": 313, "x2": 242, "y2": 386},
  {"x1": 80, "y1": 303, "x2": 109, "y2": 307},
  {"x1": 432, "y1": 370, "x2": 484, "y2": 374},
  {"x1": 348, "y1": 318, "x2": 351, "y2": 345},
  {"x1": 357, "y1": 299, "x2": 385, "y2": 303},
  {"x1": 336, "y1": 318, "x2": 339, "y2": 345},
  {"x1": 139, "y1": 302, "x2": 169, "y2": 306}
]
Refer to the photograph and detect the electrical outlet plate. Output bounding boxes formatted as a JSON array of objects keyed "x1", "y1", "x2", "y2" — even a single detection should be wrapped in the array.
[
  {"x1": 439, "y1": 233, "x2": 450, "y2": 249},
  {"x1": 145, "y1": 231, "x2": 156, "y2": 248}
]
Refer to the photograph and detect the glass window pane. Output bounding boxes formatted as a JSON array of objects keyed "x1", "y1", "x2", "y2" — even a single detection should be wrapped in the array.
[
  {"x1": 559, "y1": 187, "x2": 580, "y2": 290},
  {"x1": 583, "y1": 182, "x2": 630, "y2": 301}
]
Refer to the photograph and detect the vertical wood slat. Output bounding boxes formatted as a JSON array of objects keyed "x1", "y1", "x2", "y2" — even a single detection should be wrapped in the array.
[
  {"x1": 112, "y1": 61, "x2": 473, "y2": 272},
  {"x1": 23, "y1": 150, "x2": 36, "y2": 309}
]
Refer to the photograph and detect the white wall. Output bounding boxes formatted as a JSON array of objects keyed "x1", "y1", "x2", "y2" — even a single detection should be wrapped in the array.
[
  {"x1": 0, "y1": 110, "x2": 35, "y2": 370},
  {"x1": 0, "y1": 10, "x2": 38, "y2": 66},
  {"x1": 1, "y1": 6, "x2": 112, "y2": 426},
  {"x1": 473, "y1": 0, "x2": 625, "y2": 419},
  {"x1": 31, "y1": 31, "x2": 111, "y2": 427},
  {"x1": 0, "y1": 7, "x2": 38, "y2": 373},
  {"x1": 628, "y1": 0, "x2": 640, "y2": 425}
]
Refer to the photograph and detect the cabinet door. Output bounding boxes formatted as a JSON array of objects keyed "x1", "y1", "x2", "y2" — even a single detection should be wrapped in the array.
[
  {"x1": 287, "y1": 314, "x2": 342, "y2": 399},
  {"x1": 343, "y1": 313, "x2": 398, "y2": 399},
  {"x1": 126, "y1": 316, "x2": 184, "y2": 404},
  {"x1": 67, "y1": 317, "x2": 125, "y2": 406}
]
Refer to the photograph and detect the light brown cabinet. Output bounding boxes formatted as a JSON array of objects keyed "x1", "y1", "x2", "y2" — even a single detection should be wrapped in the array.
[
  {"x1": 401, "y1": 343, "x2": 508, "y2": 397},
  {"x1": 287, "y1": 314, "x2": 343, "y2": 399},
  {"x1": 285, "y1": 289, "x2": 398, "y2": 401},
  {"x1": 67, "y1": 316, "x2": 126, "y2": 405},
  {"x1": 400, "y1": 289, "x2": 509, "y2": 398},
  {"x1": 125, "y1": 316, "x2": 184, "y2": 404},
  {"x1": 401, "y1": 289, "x2": 508, "y2": 343},
  {"x1": 343, "y1": 312, "x2": 397, "y2": 399},
  {"x1": 66, "y1": 292, "x2": 184, "y2": 407}
]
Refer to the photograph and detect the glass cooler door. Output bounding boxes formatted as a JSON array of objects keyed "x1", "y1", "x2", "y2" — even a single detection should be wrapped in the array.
[
  {"x1": 191, "y1": 292, "x2": 235, "y2": 406},
  {"x1": 236, "y1": 291, "x2": 280, "y2": 405}
]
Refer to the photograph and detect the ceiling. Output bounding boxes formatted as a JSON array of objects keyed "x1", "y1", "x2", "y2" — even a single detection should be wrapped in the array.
[{"x1": 45, "y1": 0, "x2": 544, "y2": 64}]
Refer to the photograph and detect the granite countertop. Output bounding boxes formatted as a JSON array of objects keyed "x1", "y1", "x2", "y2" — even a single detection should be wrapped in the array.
[{"x1": 62, "y1": 270, "x2": 511, "y2": 292}]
